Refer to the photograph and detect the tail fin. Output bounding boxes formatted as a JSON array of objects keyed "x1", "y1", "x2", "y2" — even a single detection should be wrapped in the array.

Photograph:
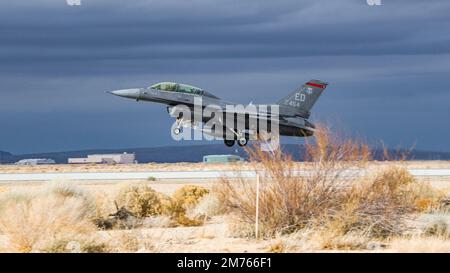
[{"x1": 277, "y1": 80, "x2": 328, "y2": 118}]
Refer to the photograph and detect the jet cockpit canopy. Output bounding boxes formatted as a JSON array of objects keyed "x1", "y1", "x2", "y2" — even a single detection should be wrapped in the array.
[{"x1": 150, "y1": 82, "x2": 219, "y2": 98}]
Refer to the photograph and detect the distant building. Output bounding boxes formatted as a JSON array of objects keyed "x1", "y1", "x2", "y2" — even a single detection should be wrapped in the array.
[
  {"x1": 203, "y1": 154, "x2": 243, "y2": 163},
  {"x1": 68, "y1": 153, "x2": 136, "y2": 164},
  {"x1": 15, "y1": 158, "x2": 56, "y2": 165}
]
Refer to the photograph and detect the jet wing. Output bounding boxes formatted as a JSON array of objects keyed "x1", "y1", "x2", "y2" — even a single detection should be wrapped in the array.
[
  {"x1": 171, "y1": 104, "x2": 280, "y2": 139},
  {"x1": 204, "y1": 107, "x2": 280, "y2": 139}
]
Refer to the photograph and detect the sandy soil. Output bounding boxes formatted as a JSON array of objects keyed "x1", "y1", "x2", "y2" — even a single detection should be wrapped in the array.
[
  {"x1": 99, "y1": 217, "x2": 271, "y2": 253},
  {"x1": 1, "y1": 161, "x2": 450, "y2": 253}
]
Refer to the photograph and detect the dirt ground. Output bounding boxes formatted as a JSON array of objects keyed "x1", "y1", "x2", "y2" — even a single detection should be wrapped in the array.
[{"x1": 1, "y1": 161, "x2": 450, "y2": 253}]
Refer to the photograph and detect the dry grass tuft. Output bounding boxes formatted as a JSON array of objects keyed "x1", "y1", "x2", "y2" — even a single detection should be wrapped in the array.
[
  {"x1": 333, "y1": 166, "x2": 419, "y2": 238},
  {"x1": 314, "y1": 231, "x2": 373, "y2": 251},
  {"x1": 0, "y1": 189, "x2": 35, "y2": 211},
  {"x1": 0, "y1": 183, "x2": 99, "y2": 252},
  {"x1": 416, "y1": 212, "x2": 450, "y2": 238}
]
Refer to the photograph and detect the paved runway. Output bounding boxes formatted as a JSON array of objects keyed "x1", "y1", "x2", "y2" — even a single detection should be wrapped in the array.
[{"x1": 1, "y1": 169, "x2": 450, "y2": 183}]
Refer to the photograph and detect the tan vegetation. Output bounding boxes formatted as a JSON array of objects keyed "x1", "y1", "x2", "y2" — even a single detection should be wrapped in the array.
[
  {"x1": 0, "y1": 127, "x2": 449, "y2": 252},
  {"x1": 214, "y1": 126, "x2": 447, "y2": 250},
  {"x1": 116, "y1": 183, "x2": 169, "y2": 217},
  {"x1": 216, "y1": 127, "x2": 422, "y2": 239},
  {"x1": 0, "y1": 183, "x2": 103, "y2": 252},
  {"x1": 96, "y1": 183, "x2": 211, "y2": 229},
  {"x1": 388, "y1": 237, "x2": 450, "y2": 253}
]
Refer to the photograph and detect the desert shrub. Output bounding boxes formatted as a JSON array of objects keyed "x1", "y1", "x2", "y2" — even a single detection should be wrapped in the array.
[
  {"x1": 173, "y1": 214, "x2": 204, "y2": 227},
  {"x1": 424, "y1": 220, "x2": 449, "y2": 238},
  {"x1": 190, "y1": 194, "x2": 226, "y2": 218},
  {"x1": 438, "y1": 198, "x2": 450, "y2": 214},
  {"x1": 312, "y1": 167, "x2": 442, "y2": 240},
  {"x1": 44, "y1": 182, "x2": 97, "y2": 220},
  {"x1": 332, "y1": 167, "x2": 432, "y2": 238},
  {"x1": 416, "y1": 213, "x2": 450, "y2": 238},
  {"x1": 45, "y1": 181, "x2": 88, "y2": 199},
  {"x1": 415, "y1": 199, "x2": 434, "y2": 212},
  {"x1": 217, "y1": 126, "x2": 422, "y2": 240},
  {"x1": 93, "y1": 192, "x2": 116, "y2": 222},
  {"x1": 407, "y1": 182, "x2": 443, "y2": 213},
  {"x1": 342, "y1": 167, "x2": 442, "y2": 237},
  {"x1": 116, "y1": 183, "x2": 170, "y2": 217},
  {"x1": 333, "y1": 166, "x2": 418, "y2": 238},
  {"x1": 168, "y1": 185, "x2": 209, "y2": 226},
  {"x1": 172, "y1": 185, "x2": 210, "y2": 210},
  {"x1": 217, "y1": 126, "x2": 368, "y2": 237},
  {"x1": 0, "y1": 185, "x2": 97, "y2": 252},
  {"x1": 113, "y1": 184, "x2": 209, "y2": 227},
  {"x1": 157, "y1": 192, "x2": 173, "y2": 216},
  {"x1": 95, "y1": 204, "x2": 152, "y2": 230}
]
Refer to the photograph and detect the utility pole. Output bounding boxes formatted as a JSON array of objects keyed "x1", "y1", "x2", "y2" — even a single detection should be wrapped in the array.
[{"x1": 255, "y1": 172, "x2": 260, "y2": 239}]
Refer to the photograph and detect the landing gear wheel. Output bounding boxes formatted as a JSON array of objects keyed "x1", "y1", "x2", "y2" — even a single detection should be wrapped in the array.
[
  {"x1": 224, "y1": 139, "x2": 235, "y2": 147},
  {"x1": 237, "y1": 137, "x2": 248, "y2": 147},
  {"x1": 173, "y1": 127, "x2": 182, "y2": 135}
]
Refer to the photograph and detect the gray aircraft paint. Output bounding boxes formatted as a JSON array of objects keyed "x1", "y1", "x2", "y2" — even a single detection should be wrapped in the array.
[
  {"x1": 109, "y1": 80, "x2": 328, "y2": 146},
  {"x1": 277, "y1": 80, "x2": 328, "y2": 119}
]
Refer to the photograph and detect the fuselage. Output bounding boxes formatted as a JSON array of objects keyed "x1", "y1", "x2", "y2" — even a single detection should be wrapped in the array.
[{"x1": 110, "y1": 82, "x2": 316, "y2": 140}]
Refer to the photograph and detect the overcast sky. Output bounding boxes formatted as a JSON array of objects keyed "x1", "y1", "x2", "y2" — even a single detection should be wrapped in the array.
[{"x1": 0, "y1": 0, "x2": 449, "y2": 154}]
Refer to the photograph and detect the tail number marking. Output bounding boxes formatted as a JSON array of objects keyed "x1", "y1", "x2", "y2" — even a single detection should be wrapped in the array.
[{"x1": 295, "y1": 93, "x2": 306, "y2": 102}]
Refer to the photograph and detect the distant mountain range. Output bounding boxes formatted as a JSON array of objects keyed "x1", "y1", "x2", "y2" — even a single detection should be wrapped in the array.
[{"x1": 1, "y1": 144, "x2": 450, "y2": 164}]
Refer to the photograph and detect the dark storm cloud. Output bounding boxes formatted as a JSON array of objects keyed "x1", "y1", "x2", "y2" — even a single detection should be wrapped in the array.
[
  {"x1": 1, "y1": 0, "x2": 450, "y2": 67},
  {"x1": 0, "y1": 0, "x2": 450, "y2": 153}
]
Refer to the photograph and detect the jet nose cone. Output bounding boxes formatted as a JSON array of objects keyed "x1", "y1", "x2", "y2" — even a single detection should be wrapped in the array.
[{"x1": 109, "y1": 88, "x2": 141, "y2": 99}]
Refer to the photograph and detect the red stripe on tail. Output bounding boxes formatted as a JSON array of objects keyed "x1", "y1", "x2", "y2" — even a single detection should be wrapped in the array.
[{"x1": 306, "y1": 82, "x2": 326, "y2": 89}]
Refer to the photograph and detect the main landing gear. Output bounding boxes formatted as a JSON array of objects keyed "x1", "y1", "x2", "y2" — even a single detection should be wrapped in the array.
[
  {"x1": 237, "y1": 137, "x2": 248, "y2": 147},
  {"x1": 224, "y1": 139, "x2": 235, "y2": 147},
  {"x1": 223, "y1": 137, "x2": 248, "y2": 147}
]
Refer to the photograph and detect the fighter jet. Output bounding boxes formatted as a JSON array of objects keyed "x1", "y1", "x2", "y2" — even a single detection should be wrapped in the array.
[{"x1": 109, "y1": 80, "x2": 328, "y2": 147}]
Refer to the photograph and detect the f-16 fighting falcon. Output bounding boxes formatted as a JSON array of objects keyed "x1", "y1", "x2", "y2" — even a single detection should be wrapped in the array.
[{"x1": 109, "y1": 80, "x2": 328, "y2": 147}]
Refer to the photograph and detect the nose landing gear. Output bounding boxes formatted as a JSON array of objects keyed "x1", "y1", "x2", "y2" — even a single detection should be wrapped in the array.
[{"x1": 173, "y1": 127, "x2": 182, "y2": 135}]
